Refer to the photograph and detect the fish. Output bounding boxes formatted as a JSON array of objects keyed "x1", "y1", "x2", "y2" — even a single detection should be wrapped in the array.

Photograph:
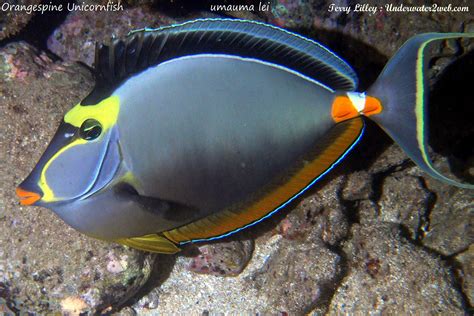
[{"x1": 16, "y1": 19, "x2": 474, "y2": 254}]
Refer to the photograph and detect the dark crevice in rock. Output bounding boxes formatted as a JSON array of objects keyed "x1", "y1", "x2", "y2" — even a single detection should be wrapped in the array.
[
  {"x1": 305, "y1": 276, "x2": 346, "y2": 314},
  {"x1": 428, "y1": 49, "x2": 474, "y2": 182},
  {"x1": 415, "y1": 176, "x2": 437, "y2": 243},
  {"x1": 337, "y1": 178, "x2": 363, "y2": 224},
  {"x1": 368, "y1": 159, "x2": 412, "y2": 207},
  {"x1": 314, "y1": 157, "x2": 411, "y2": 311},
  {"x1": 338, "y1": 192, "x2": 360, "y2": 225},
  {"x1": 0, "y1": 282, "x2": 20, "y2": 315},
  {"x1": 398, "y1": 225, "x2": 416, "y2": 243},
  {"x1": 368, "y1": 213, "x2": 472, "y2": 313},
  {"x1": 449, "y1": 249, "x2": 474, "y2": 311},
  {"x1": 117, "y1": 254, "x2": 176, "y2": 312},
  {"x1": 444, "y1": 246, "x2": 472, "y2": 260},
  {"x1": 98, "y1": 283, "x2": 130, "y2": 314},
  {"x1": 306, "y1": 182, "x2": 362, "y2": 312},
  {"x1": 0, "y1": 0, "x2": 73, "y2": 51},
  {"x1": 308, "y1": 242, "x2": 349, "y2": 314},
  {"x1": 337, "y1": 119, "x2": 394, "y2": 177},
  {"x1": 397, "y1": 235, "x2": 471, "y2": 312},
  {"x1": 340, "y1": 151, "x2": 472, "y2": 312},
  {"x1": 373, "y1": 176, "x2": 440, "y2": 259},
  {"x1": 444, "y1": 256, "x2": 472, "y2": 312}
]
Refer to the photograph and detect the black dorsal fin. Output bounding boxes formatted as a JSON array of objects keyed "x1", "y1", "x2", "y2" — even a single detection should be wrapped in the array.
[{"x1": 82, "y1": 18, "x2": 358, "y2": 105}]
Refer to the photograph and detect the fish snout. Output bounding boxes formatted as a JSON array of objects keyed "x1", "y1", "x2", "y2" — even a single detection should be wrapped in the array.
[{"x1": 16, "y1": 187, "x2": 41, "y2": 205}]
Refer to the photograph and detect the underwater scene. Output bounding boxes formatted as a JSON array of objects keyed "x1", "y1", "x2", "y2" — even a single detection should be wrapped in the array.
[{"x1": 0, "y1": 0, "x2": 473, "y2": 314}]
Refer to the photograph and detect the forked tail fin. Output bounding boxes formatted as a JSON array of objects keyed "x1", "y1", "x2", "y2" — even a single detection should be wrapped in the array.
[{"x1": 366, "y1": 33, "x2": 474, "y2": 189}]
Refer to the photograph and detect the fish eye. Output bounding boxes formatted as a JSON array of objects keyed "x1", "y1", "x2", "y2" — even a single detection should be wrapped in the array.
[{"x1": 79, "y1": 119, "x2": 102, "y2": 141}]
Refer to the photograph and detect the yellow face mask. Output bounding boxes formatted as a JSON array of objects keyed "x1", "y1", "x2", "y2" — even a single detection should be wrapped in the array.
[{"x1": 19, "y1": 96, "x2": 121, "y2": 203}]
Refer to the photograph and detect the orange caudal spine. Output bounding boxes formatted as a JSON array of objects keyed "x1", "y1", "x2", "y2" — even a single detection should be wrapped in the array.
[
  {"x1": 331, "y1": 92, "x2": 382, "y2": 123},
  {"x1": 363, "y1": 95, "x2": 383, "y2": 116}
]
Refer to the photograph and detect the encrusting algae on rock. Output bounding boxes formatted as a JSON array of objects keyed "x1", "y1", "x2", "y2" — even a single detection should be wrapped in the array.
[{"x1": 60, "y1": 296, "x2": 89, "y2": 315}]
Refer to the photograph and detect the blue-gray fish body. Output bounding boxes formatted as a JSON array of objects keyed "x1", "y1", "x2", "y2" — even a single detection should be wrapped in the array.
[
  {"x1": 16, "y1": 19, "x2": 474, "y2": 253},
  {"x1": 118, "y1": 55, "x2": 333, "y2": 215}
]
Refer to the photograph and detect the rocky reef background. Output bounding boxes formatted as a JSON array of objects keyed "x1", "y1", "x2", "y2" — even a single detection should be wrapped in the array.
[{"x1": 0, "y1": 0, "x2": 473, "y2": 314}]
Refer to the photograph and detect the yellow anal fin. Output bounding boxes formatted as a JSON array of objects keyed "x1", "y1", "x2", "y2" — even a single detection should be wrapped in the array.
[
  {"x1": 163, "y1": 117, "x2": 365, "y2": 244},
  {"x1": 116, "y1": 234, "x2": 181, "y2": 254}
]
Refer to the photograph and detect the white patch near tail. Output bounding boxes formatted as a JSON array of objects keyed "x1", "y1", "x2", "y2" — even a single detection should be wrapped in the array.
[{"x1": 347, "y1": 92, "x2": 366, "y2": 113}]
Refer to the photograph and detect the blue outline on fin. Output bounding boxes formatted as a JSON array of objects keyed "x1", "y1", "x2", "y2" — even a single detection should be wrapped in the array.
[
  {"x1": 129, "y1": 18, "x2": 358, "y2": 90},
  {"x1": 180, "y1": 120, "x2": 366, "y2": 245}
]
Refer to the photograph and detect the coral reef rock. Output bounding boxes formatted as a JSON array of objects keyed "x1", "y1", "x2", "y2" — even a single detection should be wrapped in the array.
[
  {"x1": 0, "y1": 0, "x2": 41, "y2": 40},
  {"x1": 328, "y1": 223, "x2": 465, "y2": 314},
  {"x1": 47, "y1": 7, "x2": 177, "y2": 66},
  {"x1": 185, "y1": 240, "x2": 254, "y2": 277}
]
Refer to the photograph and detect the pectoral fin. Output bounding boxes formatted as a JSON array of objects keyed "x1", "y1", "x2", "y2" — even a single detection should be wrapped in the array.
[{"x1": 110, "y1": 184, "x2": 199, "y2": 253}]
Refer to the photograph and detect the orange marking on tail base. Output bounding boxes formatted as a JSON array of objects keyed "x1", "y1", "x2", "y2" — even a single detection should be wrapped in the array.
[
  {"x1": 16, "y1": 187, "x2": 41, "y2": 205},
  {"x1": 332, "y1": 94, "x2": 383, "y2": 123},
  {"x1": 363, "y1": 96, "x2": 383, "y2": 116},
  {"x1": 331, "y1": 96, "x2": 359, "y2": 123}
]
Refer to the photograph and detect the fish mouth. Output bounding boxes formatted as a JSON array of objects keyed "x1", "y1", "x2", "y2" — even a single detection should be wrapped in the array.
[{"x1": 16, "y1": 187, "x2": 41, "y2": 205}]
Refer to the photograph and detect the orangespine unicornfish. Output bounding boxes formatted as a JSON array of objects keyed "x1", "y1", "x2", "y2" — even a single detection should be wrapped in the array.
[{"x1": 16, "y1": 19, "x2": 474, "y2": 253}]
